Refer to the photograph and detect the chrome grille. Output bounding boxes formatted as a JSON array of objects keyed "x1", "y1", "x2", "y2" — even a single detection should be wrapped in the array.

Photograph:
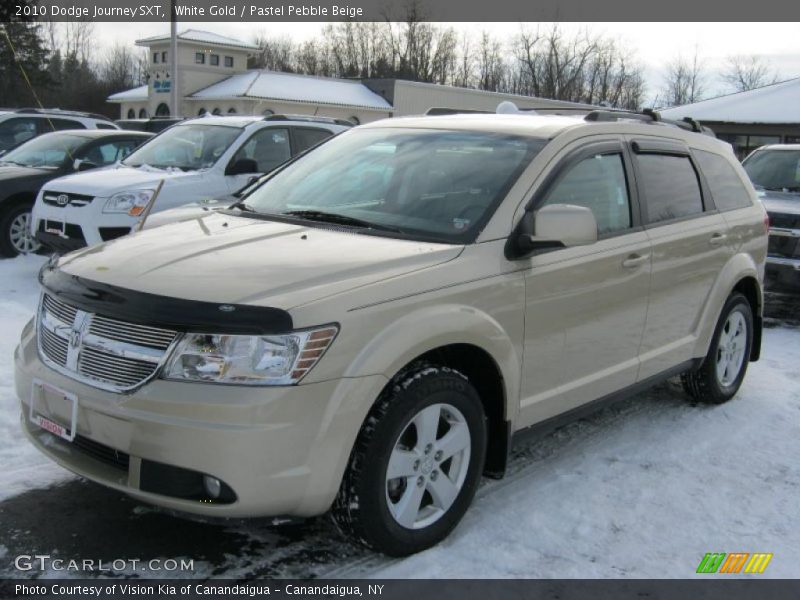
[
  {"x1": 37, "y1": 293, "x2": 178, "y2": 392},
  {"x1": 42, "y1": 294, "x2": 77, "y2": 325},
  {"x1": 42, "y1": 191, "x2": 94, "y2": 208},
  {"x1": 88, "y1": 315, "x2": 175, "y2": 349}
]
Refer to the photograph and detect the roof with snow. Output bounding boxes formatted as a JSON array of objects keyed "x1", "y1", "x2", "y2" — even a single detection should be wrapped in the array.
[
  {"x1": 660, "y1": 77, "x2": 800, "y2": 124},
  {"x1": 135, "y1": 29, "x2": 258, "y2": 50},
  {"x1": 188, "y1": 71, "x2": 394, "y2": 112},
  {"x1": 107, "y1": 84, "x2": 149, "y2": 103}
]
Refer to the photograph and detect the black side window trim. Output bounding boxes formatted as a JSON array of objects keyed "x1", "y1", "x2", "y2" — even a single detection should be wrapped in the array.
[
  {"x1": 288, "y1": 126, "x2": 333, "y2": 155},
  {"x1": 524, "y1": 139, "x2": 643, "y2": 237},
  {"x1": 631, "y1": 138, "x2": 689, "y2": 156},
  {"x1": 628, "y1": 143, "x2": 715, "y2": 228}
]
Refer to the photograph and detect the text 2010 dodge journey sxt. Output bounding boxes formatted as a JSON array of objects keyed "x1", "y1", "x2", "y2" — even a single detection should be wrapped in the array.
[{"x1": 15, "y1": 109, "x2": 768, "y2": 556}]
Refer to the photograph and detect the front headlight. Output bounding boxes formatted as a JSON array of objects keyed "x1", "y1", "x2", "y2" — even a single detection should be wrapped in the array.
[
  {"x1": 103, "y1": 189, "x2": 154, "y2": 216},
  {"x1": 162, "y1": 325, "x2": 338, "y2": 385}
]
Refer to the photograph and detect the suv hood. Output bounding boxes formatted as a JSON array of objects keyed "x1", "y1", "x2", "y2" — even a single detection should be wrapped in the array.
[
  {"x1": 58, "y1": 213, "x2": 462, "y2": 310},
  {"x1": 759, "y1": 190, "x2": 800, "y2": 216},
  {"x1": 41, "y1": 163, "x2": 195, "y2": 195}
]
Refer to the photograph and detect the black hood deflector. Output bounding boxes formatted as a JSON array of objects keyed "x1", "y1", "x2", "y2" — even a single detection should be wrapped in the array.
[{"x1": 39, "y1": 262, "x2": 293, "y2": 335}]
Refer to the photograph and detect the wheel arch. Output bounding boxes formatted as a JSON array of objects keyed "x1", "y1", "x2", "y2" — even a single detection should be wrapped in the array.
[
  {"x1": 343, "y1": 304, "x2": 521, "y2": 478},
  {"x1": 693, "y1": 252, "x2": 763, "y2": 363}
]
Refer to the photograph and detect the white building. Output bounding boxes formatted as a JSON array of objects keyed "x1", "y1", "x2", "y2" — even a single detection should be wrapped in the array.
[
  {"x1": 661, "y1": 77, "x2": 800, "y2": 159},
  {"x1": 108, "y1": 29, "x2": 591, "y2": 124}
]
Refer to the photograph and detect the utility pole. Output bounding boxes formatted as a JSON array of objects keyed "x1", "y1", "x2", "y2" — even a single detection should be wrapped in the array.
[{"x1": 170, "y1": 0, "x2": 179, "y2": 116}]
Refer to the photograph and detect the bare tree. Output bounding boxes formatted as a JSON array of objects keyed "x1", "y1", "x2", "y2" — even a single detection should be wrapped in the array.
[
  {"x1": 251, "y1": 33, "x2": 296, "y2": 72},
  {"x1": 660, "y1": 48, "x2": 706, "y2": 106},
  {"x1": 722, "y1": 54, "x2": 778, "y2": 92},
  {"x1": 476, "y1": 31, "x2": 505, "y2": 91}
]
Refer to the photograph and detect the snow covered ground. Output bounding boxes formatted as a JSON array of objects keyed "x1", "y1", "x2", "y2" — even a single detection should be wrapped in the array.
[{"x1": 0, "y1": 254, "x2": 798, "y2": 579}]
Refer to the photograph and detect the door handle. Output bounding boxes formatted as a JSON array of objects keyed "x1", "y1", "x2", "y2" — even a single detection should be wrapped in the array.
[
  {"x1": 622, "y1": 253, "x2": 650, "y2": 268},
  {"x1": 709, "y1": 232, "x2": 728, "y2": 246}
]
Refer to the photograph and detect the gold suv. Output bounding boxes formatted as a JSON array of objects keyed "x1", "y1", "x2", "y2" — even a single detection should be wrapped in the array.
[{"x1": 15, "y1": 109, "x2": 768, "y2": 556}]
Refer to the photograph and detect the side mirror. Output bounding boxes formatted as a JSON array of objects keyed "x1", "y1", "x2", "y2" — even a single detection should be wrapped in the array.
[
  {"x1": 226, "y1": 158, "x2": 259, "y2": 176},
  {"x1": 73, "y1": 159, "x2": 97, "y2": 172},
  {"x1": 506, "y1": 204, "x2": 598, "y2": 259},
  {"x1": 534, "y1": 204, "x2": 598, "y2": 247}
]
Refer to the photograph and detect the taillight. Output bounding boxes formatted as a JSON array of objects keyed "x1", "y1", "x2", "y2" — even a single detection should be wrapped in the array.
[{"x1": 763, "y1": 213, "x2": 770, "y2": 233}]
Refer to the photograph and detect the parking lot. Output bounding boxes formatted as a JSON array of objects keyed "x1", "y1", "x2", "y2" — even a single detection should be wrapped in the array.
[{"x1": 0, "y1": 254, "x2": 798, "y2": 579}]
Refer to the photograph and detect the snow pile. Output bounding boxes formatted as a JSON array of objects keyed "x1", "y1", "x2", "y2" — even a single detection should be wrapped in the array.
[{"x1": 0, "y1": 255, "x2": 71, "y2": 502}]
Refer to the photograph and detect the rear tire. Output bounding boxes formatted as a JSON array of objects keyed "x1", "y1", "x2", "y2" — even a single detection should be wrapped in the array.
[
  {"x1": 332, "y1": 364, "x2": 486, "y2": 556},
  {"x1": 0, "y1": 201, "x2": 40, "y2": 257},
  {"x1": 681, "y1": 292, "x2": 753, "y2": 404}
]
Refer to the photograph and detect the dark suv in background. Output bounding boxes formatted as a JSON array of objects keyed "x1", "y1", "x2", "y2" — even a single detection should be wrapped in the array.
[{"x1": 743, "y1": 144, "x2": 800, "y2": 291}]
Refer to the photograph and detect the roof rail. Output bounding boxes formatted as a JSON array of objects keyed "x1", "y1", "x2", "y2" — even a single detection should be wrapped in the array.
[
  {"x1": 425, "y1": 107, "x2": 493, "y2": 116},
  {"x1": 263, "y1": 114, "x2": 354, "y2": 127},
  {"x1": 584, "y1": 109, "x2": 715, "y2": 137},
  {"x1": 14, "y1": 107, "x2": 114, "y2": 122}
]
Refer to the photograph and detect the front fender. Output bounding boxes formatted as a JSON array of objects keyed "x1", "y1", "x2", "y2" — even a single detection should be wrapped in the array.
[{"x1": 343, "y1": 303, "x2": 521, "y2": 423}]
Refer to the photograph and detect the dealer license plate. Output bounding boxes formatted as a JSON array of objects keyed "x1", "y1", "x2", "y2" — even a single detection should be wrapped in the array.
[{"x1": 29, "y1": 379, "x2": 78, "y2": 442}]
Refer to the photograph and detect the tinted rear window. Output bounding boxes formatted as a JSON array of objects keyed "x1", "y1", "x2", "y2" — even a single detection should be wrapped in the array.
[
  {"x1": 638, "y1": 154, "x2": 704, "y2": 224},
  {"x1": 694, "y1": 149, "x2": 752, "y2": 210}
]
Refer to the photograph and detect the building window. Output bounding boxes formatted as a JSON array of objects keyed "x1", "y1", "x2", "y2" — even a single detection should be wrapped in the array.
[
  {"x1": 212, "y1": 107, "x2": 222, "y2": 115},
  {"x1": 153, "y1": 52, "x2": 159, "y2": 64},
  {"x1": 349, "y1": 115, "x2": 360, "y2": 125},
  {"x1": 161, "y1": 51, "x2": 167, "y2": 63},
  {"x1": 155, "y1": 103, "x2": 170, "y2": 117},
  {"x1": 224, "y1": 56, "x2": 234, "y2": 68},
  {"x1": 718, "y1": 133, "x2": 782, "y2": 160},
  {"x1": 138, "y1": 108, "x2": 148, "y2": 118},
  {"x1": 195, "y1": 52, "x2": 205, "y2": 64},
  {"x1": 210, "y1": 54, "x2": 219, "y2": 66},
  {"x1": 227, "y1": 107, "x2": 237, "y2": 114},
  {"x1": 127, "y1": 108, "x2": 136, "y2": 119},
  {"x1": 198, "y1": 108, "x2": 207, "y2": 116}
]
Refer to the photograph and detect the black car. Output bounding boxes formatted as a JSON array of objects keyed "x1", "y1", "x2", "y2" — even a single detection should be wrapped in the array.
[{"x1": 0, "y1": 129, "x2": 152, "y2": 257}]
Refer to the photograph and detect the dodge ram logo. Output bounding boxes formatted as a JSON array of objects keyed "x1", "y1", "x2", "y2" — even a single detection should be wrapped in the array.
[{"x1": 56, "y1": 194, "x2": 69, "y2": 206}]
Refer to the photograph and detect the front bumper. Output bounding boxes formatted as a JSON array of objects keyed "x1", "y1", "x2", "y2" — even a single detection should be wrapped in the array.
[
  {"x1": 32, "y1": 198, "x2": 136, "y2": 250},
  {"x1": 14, "y1": 321, "x2": 387, "y2": 518}
]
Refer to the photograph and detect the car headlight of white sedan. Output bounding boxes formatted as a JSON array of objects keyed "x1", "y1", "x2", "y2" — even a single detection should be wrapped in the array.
[
  {"x1": 163, "y1": 326, "x2": 338, "y2": 385},
  {"x1": 103, "y1": 189, "x2": 154, "y2": 216}
]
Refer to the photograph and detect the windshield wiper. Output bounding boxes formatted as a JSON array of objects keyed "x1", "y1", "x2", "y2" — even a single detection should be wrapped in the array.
[
  {"x1": 229, "y1": 200, "x2": 257, "y2": 212},
  {"x1": 281, "y1": 210, "x2": 404, "y2": 233}
]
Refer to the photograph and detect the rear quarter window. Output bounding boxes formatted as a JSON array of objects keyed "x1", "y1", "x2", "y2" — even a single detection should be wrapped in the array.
[
  {"x1": 637, "y1": 153, "x2": 704, "y2": 224},
  {"x1": 693, "y1": 149, "x2": 753, "y2": 211}
]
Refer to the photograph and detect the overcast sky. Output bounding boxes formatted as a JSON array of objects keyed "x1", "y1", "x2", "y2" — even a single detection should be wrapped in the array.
[{"x1": 92, "y1": 22, "x2": 800, "y2": 100}]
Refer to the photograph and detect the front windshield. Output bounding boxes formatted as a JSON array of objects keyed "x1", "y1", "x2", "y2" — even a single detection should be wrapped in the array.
[
  {"x1": 241, "y1": 128, "x2": 545, "y2": 243},
  {"x1": 743, "y1": 149, "x2": 800, "y2": 193},
  {"x1": 123, "y1": 124, "x2": 242, "y2": 171},
  {"x1": 0, "y1": 133, "x2": 85, "y2": 168}
]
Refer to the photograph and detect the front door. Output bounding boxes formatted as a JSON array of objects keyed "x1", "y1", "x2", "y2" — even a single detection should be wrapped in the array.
[{"x1": 517, "y1": 140, "x2": 651, "y2": 428}]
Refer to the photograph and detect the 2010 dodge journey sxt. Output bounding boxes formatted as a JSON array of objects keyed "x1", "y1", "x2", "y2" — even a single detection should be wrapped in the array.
[{"x1": 15, "y1": 109, "x2": 768, "y2": 556}]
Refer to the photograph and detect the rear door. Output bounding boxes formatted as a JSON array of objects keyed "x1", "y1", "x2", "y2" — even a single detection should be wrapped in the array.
[
  {"x1": 517, "y1": 138, "x2": 652, "y2": 428},
  {"x1": 629, "y1": 137, "x2": 733, "y2": 381}
]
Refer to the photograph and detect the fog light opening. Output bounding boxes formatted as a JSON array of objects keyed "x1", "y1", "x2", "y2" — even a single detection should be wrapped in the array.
[{"x1": 203, "y1": 475, "x2": 222, "y2": 499}]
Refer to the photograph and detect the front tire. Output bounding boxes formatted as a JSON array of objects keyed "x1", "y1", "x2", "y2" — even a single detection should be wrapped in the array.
[
  {"x1": 332, "y1": 364, "x2": 486, "y2": 556},
  {"x1": 681, "y1": 292, "x2": 753, "y2": 404},
  {"x1": 0, "y1": 202, "x2": 41, "y2": 257}
]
